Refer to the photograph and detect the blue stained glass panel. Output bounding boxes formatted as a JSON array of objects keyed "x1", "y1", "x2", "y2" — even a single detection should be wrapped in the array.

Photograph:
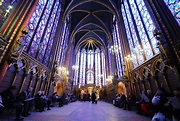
[
  {"x1": 122, "y1": 0, "x2": 159, "y2": 68},
  {"x1": 37, "y1": 2, "x2": 59, "y2": 62},
  {"x1": 23, "y1": 0, "x2": 61, "y2": 65},
  {"x1": 130, "y1": 0, "x2": 153, "y2": 59},
  {"x1": 123, "y1": 1, "x2": 139, "y2": 67},
  {"x1": 136, "y1": 0, "x2": 159, "y2": 54},
  {"x1": 44, "y1": 3, "x2": 61, "y2": 66},
  {"x1": 24, "y1": 1, "x2": 46, "y2": 51},
  {"x1": 164, "y1": 0, "x2": 180, "y2": 26},
  {"x1": 28, "y1": 0, "x2": 54, "y2": 58}
]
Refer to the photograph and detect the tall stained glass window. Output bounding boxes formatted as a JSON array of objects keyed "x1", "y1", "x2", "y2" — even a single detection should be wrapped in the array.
[
  {"x1": 122, "y1": 0, "x2": 159, "y2": 68},
  {"x1": 74, "y1": 51, "x2": 80, "y2": 86},
  {"x1": 23, "y1": 0, "x2": 61, "y2": 67},
  {"x1": 108, "y1": 44, "x2": 113, "y2": 74},
  {"x1": 101, "y1": 52, "x2": 106, "y2": 86},
  {"x1": 87, "y1": 50, "x2": 94, "y2": 84},
  {"x1": 74, "y1": 48, "x2": 106, "y2": 87},
  {"x1": 95, "y1": 48, "x2": 101, "y2": 86},
  {"x1": 56, "y1": 22, "x2": 67, "y2": 65},
  {"x1": 164, "y1": 0, "x2": 180, "y2": 26},
  {"x1": 79, "y1": 49, "x2": 86, "y2": 86},
  {"x1": 112, "y1": 16, "x2": 124, "y2": 77}
]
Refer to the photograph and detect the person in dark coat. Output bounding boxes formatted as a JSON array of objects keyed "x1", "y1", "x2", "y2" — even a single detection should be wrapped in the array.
[
  {"x1": 170, "y1": 87, "x2": 180, "y2": 121},
  {"x1": 91, "y1": 91, "x2": 96, "y2": 104},
  {"x1": 124, "y1": 93, "x2": 136, "y2": 110},
  {"x1": 1, "y1": 85, "x2": 16, "y2": 109},
  {"x1": 20, "y1": 87, "x2": 33, "y2": 117},
  {"x1": 1, "y1": 85, "x2": 24, "y2": 120},
  {"x1": 34, "y1": 91, "x2": 44, "y2": 112},
  {"x1": 119, "y1": 93, "x2": 126, "y2": 108}
]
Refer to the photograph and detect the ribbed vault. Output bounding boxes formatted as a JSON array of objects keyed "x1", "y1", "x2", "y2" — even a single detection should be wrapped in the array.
[{"x1": 62, "y1": 0, "x2": 120, "y2": 50}]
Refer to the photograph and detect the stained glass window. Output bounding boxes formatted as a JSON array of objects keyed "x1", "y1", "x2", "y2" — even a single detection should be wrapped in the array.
[
  {"x1": 164, "y1": 0, "x2": 180, "y2": 26},
  {"x1": 101, "y1": 52, "x2": 106, "y2": 86},
  {"x1": 41, "y1": 1, "x2": 61, "y2": 65},
  {"x1": 76, "y1": 48, "x2": 106, "y2": 86},
  {"x1": 23, "y1": 0, "x2": 61, "y2": 66},
  {"x1": 60, "y1": 26, "x2": 69, "y2": 66},
  {"x1": 95, "y1": 49, "x2": 101, "y2": 86},
  {"x1": 112, "y1": 18, "x2": 124, "y2": 77},
  {"x1": 87, "y1": 50, "x2": 94, "y2": 84},
  {"x1": 74, "y1": 51, "x2": 80, "y2": 85},
  {"x1": 37, "y1": 1, "x2": 59, "y2": 61},
  {"x1": 122, "y1": 0, "x2": 159, "y2": 68},
  {"x1": 28, "y1": 0, "x2": 54, "y2": 58},
  {"x1": 57, "y1": 22, "x2": 67, "y2": 65},
  {"x1": 24, "y1": 0, "x2": 47, "y2": 51},
  {"x1": 108, "y1": 44, "x2": 113, "y2": 74},
  {"x1": 79, "y1": 49, "x2": 86, "y2": 86}
]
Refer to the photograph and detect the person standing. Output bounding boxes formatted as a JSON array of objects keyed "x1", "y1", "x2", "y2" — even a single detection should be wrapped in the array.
[
  {"x1": 152, "y1": 89, "x2": 173, "y2": 121},
  {"x1": 95, "y1": 92, "x2": 98, "y2": 104},
  {"x1": 0, "y1": 86, "x2": 16, "y2": 109},
  {"x1": 91, "y1": 91, "x2": 96, "y2": 104},
  {"x1": 170, "y1": 87, "x2": 180, "y2": 121},
  {"x1": 120, "y1": 93, "x2": 126, "y2": 108},
  {"x1": 1, "y1": 86, "x2": 24, "y2": 120},
  {"x1": 20, "y1": 87, "x2": 33, "y2": 117}
]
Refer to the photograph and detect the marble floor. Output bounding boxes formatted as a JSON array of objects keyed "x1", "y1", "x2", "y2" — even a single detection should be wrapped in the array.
[{"x1": 0, "y1": 101, "x2": 151, "y2": 121}]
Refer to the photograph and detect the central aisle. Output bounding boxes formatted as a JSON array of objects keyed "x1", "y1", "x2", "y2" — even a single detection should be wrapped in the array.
[{"x1": 24, "y1": 101, "x2": 151, "y2": 121}]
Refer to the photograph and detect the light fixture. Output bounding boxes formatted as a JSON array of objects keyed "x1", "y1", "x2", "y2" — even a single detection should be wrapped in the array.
[
  {"x1": 8, "y1": 5, "x2": 13, "y2": 9},
  {"x1": 4, "y1": 5, "x2": 13, "y2": 17},
  {"x1": 109, "y1": 44, "x2": 121, "y2": 54},
  {"x1": 58, "y1": 66, "x2": 69, "y2": 74},
  {"x1": 56, "y1": 66, "x2": 69, "y2": 81},
  {"x1": 125, "y1": 54, "x2": 133, "y2": 62},
  {"x1": 106, "y1": 75, "x2": 113, "y2": 84},
  {"x1": 72, "y1": 65, "x2": 78, "y2": 70}
]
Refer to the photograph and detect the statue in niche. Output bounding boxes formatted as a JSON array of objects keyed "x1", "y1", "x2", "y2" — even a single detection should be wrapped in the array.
[{"x1": 153, "y1": 28, "x2": 172, "y2": 64}]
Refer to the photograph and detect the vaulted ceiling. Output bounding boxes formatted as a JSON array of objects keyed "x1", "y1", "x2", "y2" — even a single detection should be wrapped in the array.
[{"x1": 62, "y1": 0, "x2": 121, "y2": 50}]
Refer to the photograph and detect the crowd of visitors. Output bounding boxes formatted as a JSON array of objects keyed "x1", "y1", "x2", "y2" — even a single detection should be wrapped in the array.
[
  {"x1": 0, "y1": 86, "x2": 77, "y2": 120},
  {"x1": 113, "y1": 83, "x2": 180, "y2": 121},
  {"x1": 113, "y1": 93, "x2": 128, "y2": 109},
  {"x1": 79, "y1": 90, "x2": 99, "y2": 104},
  {"x1": 1, "y1": 84, "x2": 179, "y2": 121},
  {"x1": 0, "y1": 87, "x2": 101, "y2": 120}
]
